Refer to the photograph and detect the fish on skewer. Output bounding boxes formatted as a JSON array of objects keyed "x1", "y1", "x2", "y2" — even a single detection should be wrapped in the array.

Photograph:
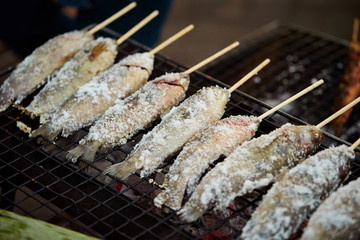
[
  {"x1": 67, "y1": 72, "x2": 189, "y2": 163},
  {"x1": 154, "y1": 80, "x2": 323, "y2": 211},
  {"x1": 332, "y1": 18, "x2": 360, "y2": 135},
  {"x1": 25, "y1": 37, "x2": 118, "y2": 120},
  {"x1": 24, "y1": 10, "x2": 160, "y2": 121},
  {"x1": 178, "y1": 124, "x2": 323, "y2": 222},
  {"x1": 179, "y1": 94, "x2": 358, "y2": 223},
  {"x1": 300, "y1": 173, "x2": 360, "y2": 240},
  {"x1": 31, "y1": 23, "x2": 192, "y2": 140},
  {"x1": 103, "y1": 56, "x2": 268, "y2": 181},
  {"x1": 0, "y1": 31, "x2": 93, "y2": 112},
  {"x1": 154, "y1": 115, "x2": 260, "y2": 210},
  {"x1": 0, "y1": 3, "x2": 137, "y2": 112},
  {"x1": 241, "y1": 143, "x2": 356, "y2": 240}
]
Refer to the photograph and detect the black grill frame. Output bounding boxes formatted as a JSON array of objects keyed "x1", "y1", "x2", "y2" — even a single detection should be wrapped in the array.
[{"x1": 1, "y1": 23, "x2": 360, "y2": 240}]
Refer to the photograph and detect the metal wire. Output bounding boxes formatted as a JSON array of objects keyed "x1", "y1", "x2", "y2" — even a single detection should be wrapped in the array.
[{"x1": 0, "y1": 23, "x2": 359, "y2": 240}]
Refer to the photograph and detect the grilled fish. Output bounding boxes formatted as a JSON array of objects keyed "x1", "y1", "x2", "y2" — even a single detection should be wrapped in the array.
[
  {"x1": 31, "y1": 52, "x2": 154, "y2": 140},
  {"x1": 104, "y1": 86, "x2": 230, "y2": 180},
  {"x1": 0, "y1": 30, "x2": 93, "y2": 112},
  {"x1": 26, "y1": 37, "x2": 118, "y2": 119},
  {"x1": 67, "y1": 72, "x2": 189, "y2": 163},
  {"x1": 178, "y1": 124, "x2": 323, "y2": 222},
  {"x1": 154, "y1": 115, "x2": 261, "y2": 210},
  {"x1": 241, "y1": 145, "x2": 354, "y2": 240},
  {"x1": 300, "y1": 176, "x2": 360, "y2": 240}
]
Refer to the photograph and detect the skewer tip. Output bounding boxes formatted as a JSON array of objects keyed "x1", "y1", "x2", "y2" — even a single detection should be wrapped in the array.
[{"x1": 351, "y1": 137, "x2": 360, "y2": 150}]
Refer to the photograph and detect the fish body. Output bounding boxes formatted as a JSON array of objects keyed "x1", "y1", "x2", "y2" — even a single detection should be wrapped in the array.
[
  {"x1": 300, "y1": 176, "x2": 360, "y2": 240},
  {"x1": 26, "y1": 37, "x2": 118, "y2": 119},
  {"x1": 241, "y1": 145, "x2": 354, "y2": 240},
  {"x1": 179, "y1": 124, "x2": 323, "y2": 222},
  {"x1": 31, "y1": 52, "x2": 154, "y2": 140},
  {"x1": 67, "y1": 72, "x2": 189, "y2": 163},
  {"x1": 154, "y1": 115, "x2": 260, "y2": 210},
  {"x1": 104, "y1": 86, "x2": 230, "y2": 180},
  {"x1": 0, "y1": 30, "x2": 93, "y2": 111}
]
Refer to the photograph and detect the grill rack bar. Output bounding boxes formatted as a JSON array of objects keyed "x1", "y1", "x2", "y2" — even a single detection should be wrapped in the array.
[{"x1": 1, "y1": 23, "x2": 360, "y2": 240}]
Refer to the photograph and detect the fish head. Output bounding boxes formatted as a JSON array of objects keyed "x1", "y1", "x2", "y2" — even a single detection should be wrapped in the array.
[
  {"x1": 298, "y1": 125, "x2": 323, "y2": 154},
  {"x1": 118, "y1": 52, "x2": 155, "y2": 73}
]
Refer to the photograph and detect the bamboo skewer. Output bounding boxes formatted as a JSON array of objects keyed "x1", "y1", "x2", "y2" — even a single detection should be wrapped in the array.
[
  {"x1": 228, "y1": 59, "x2": 270, "y2": 93},
  {"x1": 351, "y1": 137, "x2": 360, "y2": 150},
  {"x1": 352, "y1": 18, "x2": 359, "y2": 43},
  {"x1": 316, "y1": 96, "x2": 360, "y2": 129},
  {"x1": 184, "y1": 42, "x2": 239, "y2": 74},
  {"x1": 150, "y1": 25, "x2": 194, "y2": 55},
  {"x1": 258, "y1": 79, "x2": 324, "y2": 119},
  {"x1": 87, "y1": 2, "x2": 137, "y2": 35},
  {"x1": 116, "y1": 10, "x2": 159, "y2": 45}
]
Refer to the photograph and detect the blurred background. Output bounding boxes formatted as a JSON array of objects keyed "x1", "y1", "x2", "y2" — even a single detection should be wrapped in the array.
[{"x1": 1, "y1": 0, "x2": 360, "y2": 71}]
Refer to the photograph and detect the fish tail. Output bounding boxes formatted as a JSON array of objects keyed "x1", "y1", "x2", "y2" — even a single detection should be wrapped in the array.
[
  {"x1": 31, "y1": 123, "x2": 60, "y2": 141},
  {"x1": 154, "y1": 187, "x2": 184, "y2": 211},
  {"x1": 66, "y1": 144, "x2": 86, "y2": 163},
  {"x1": 82, "y1": 141, "x2": 101, "y2": 163},
  {"x1": 13, "y1": 104, "x2": 36, "y2": 117},
  {"x1": 103, "y1": 160, "x2": 139, "y2": 181},
  {"x1": 178, "y1": 197, "x2": 208, "y2": 222}
]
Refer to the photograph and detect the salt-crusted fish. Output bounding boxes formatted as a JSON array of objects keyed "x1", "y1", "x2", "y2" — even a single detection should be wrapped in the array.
[
  {"x1": 300, "y1": 176, "x2": 360, "y2": 240},
  {"x1": 0, "y1": 30, "x2": 93, "y2": 112},
  {"x1": 31, "y1": 52, "x2": 154, "y2": 140},
  {"x1": 154, "y1": 115, "x2": 261, "y2": 210},
  {"x1": 178, "y1": 124, "x2": 323, "y2": 222},
  {"x1": 104, "y1": 86, "x2": 230, "y2": 180},
  {"x1": 241, "y1": 145, "x2": 354, "y2": 240},
  {"x1": 66, "y1": 72, "x2": 189, "y2": 163},
  {"x1": 26, "y1": 37, "x2": 118, "y2": 119}
]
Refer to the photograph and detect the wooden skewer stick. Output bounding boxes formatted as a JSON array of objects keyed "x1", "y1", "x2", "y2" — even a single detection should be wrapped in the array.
[
  {"x1": 352, "y1": 18, "x2": 359, "y2": 43},
  {"x1": 184, "y1": 41, "x2": 240, "y2": 74},
  {"x1": 87, "y1": 2, "x2": 137, "y2": 35},
  {"x1": 149, "y1": 24, "x2": 194, "y2": 55},
  {"x1": 258, "y1": 79, "x2": 324, "y2": 119},
  {"x1": 116, "y1": 10, "x2": 159, "y2": 45},
  {"x1": 316, "y1": 96, "x2": 360, "y2": 129},
  {"x1": 228, "y1": 59, "x2": 270, "y2": 93},
  {"x1": 351, "y1": 137, "x2": 360, "y2": 150}
]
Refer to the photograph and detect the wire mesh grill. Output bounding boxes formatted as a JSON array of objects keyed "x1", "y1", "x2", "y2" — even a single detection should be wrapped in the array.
[{"x1": 1, "y1": 23, "x2": 360, "y2": 240}]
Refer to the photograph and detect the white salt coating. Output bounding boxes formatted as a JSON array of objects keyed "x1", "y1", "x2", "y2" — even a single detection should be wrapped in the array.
[
  {"x1": 86, "y1": 72, "x2": 188, "y2": 148},
  {"x1": 106, "y1": 86, "x2": 230, "y2": 180},
  {"x1": 0, "y1": 30, "x2": 93, "y2": 111},
  {"x1": 135, "y1": 86, "x2": 229, "y2": 177},
  {"x1": 241, "y1": 145, "x2": 354, "y2": 240},
  {"x1": 46, "y1": 52, "x2": 154, "y2": 137},
  {"x1": 27, "y1": 37, "x2": 118, "y2": 116},
  {"x1": 154, "y1": 115, "x2": 261, "y2": 210},
  {"x1": 178, "y1": 124, "x2": 323, "y2": 222},
  {"x1": 301, "y1": 176, "x2": 360, "y2": 240}
]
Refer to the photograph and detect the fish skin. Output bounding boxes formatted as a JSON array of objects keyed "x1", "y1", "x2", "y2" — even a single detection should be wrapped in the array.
[
  {"x1": 0, "y1": 30, "x2": 93, "y2": 112},
  {"x1": 178, "y1": 124, "x2": 323, "y2": 223},
  {"x1": 104, "y1": 86, "x2": 230, "y2": 180},
  {"x1": 241, "y1": 145, "x2": 354, "y2": 240},
  {"x1": 31, "y1": 53, "x2": 154, "y2": 141},
  {"x1": 25, "y1": 37, "x2": 118, "y2": 118},
  {"x1": 67, "y1": 72, "x2": 189, "y2": 163},
  {"x1": 154, "y1": 115, "x2": 261, "y2": 210},
  {"x1": 300, "y1": 177, "x2": 360, "y2": 240}
]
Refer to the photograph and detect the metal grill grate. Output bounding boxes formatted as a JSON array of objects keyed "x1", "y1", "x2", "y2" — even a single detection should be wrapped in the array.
[{"x1": 1, "y1": 23, "x2": 360, "y2": 240}]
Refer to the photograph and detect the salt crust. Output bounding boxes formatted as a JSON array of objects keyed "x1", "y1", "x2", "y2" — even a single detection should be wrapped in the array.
[
  {"x1": 241, "y1": 145, "x2": 354, "y2": 240},
  {"x1": 48, "y1": 52, "x2": 154, "y2": 136},
  {"x1": 125, "y1": 86, "x2": 230, "y2": 178},
  {"x1": 301, "y1": 169, "x2": 360, "y2": 240},
  {"x1": 86, "y1": 72, "x2": 189, "y2": 149},
  {"x1": 179, "y1": 124, "x2": 323, "y2": 222},
  {"x1": 0, "y1": 30, "x2": 93, "y2": 111},
  {"x1": 27, "y1": 37, "x2": 117, "y2": 115},
  {"x1": 154, "y1": 115, "x2": 261, "y2": 210}
]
